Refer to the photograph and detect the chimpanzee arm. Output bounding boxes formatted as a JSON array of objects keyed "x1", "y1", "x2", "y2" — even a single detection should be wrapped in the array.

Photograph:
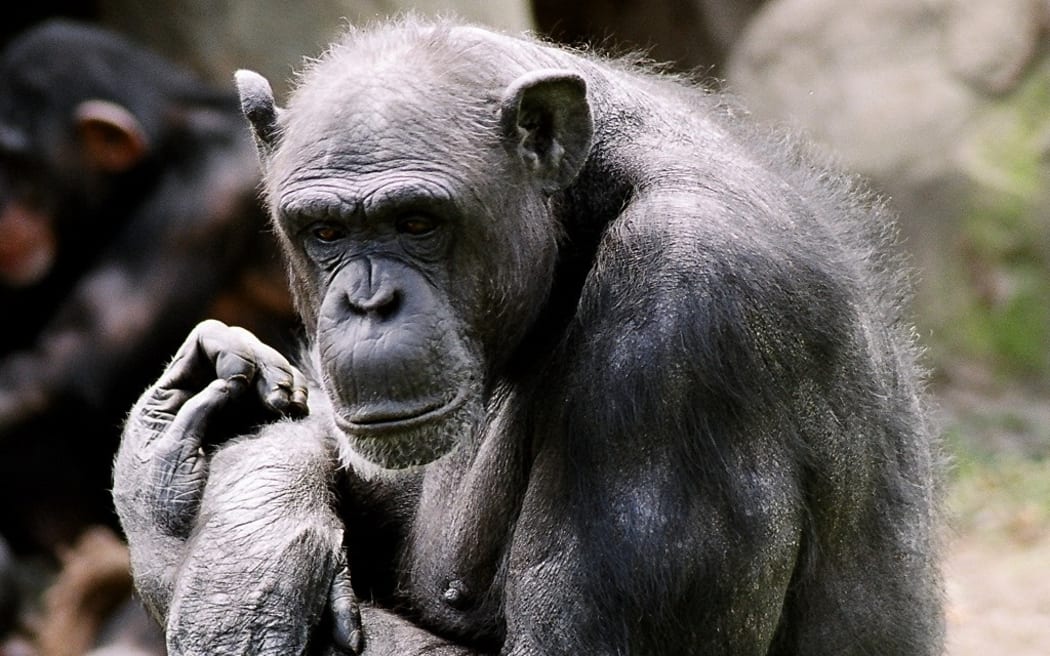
[
  {"x1": 163, "y1": 419, "x2": 355, "y2": 654},
  {"x1": 172, "y1": 458, "x2": 479, "y2": 656},
  {"x1": 113, "y1": 320, "x2": 447, "y2": 655},
  {"x1": 111, "y1": 319, "x2": 309, "y2": 622},
  {"x1": 147, "y1": 418, "x2": 483, "y2": 656},
  {"x1": 114, "y1": 321, "x2": 478, "y2": 655}
]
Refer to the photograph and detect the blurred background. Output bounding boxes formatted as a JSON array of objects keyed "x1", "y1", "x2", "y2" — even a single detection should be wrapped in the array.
[{"x1": 1, "y1": 0, "x2": 1047, "y2": 654}]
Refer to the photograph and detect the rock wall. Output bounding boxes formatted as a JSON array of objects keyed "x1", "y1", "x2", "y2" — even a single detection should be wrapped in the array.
[{"x1": 729, "y1": 0, "x2": 1050, "y2": 386}]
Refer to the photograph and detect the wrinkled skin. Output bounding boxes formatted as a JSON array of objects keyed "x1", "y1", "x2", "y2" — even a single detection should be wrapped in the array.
[{"x1": 113, "y1": 18, "x2": 943, "y2": 656}]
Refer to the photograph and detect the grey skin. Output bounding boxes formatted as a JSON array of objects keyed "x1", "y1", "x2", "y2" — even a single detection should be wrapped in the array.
[{"x1": 112, "y1": 17, "x2": 943, "y2": 656}]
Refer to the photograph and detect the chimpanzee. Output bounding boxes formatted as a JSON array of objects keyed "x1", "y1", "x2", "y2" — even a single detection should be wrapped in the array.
[
  {"x1": 113, "y1": 17, "x2": 944, "y2": 656},
  {"x1": 0, "y1": 21, "x2": 295, "y2": 556}
]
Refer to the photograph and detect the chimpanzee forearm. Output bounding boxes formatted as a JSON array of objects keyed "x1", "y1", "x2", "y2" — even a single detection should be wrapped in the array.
[{"x1": 163, "y1": 422, "x2": 353, "y2": 655}]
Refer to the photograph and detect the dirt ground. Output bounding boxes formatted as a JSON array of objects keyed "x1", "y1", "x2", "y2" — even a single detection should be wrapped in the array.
[
  {"x1": 939, "y1": 379, "x2": 1050, "y2": 655},
  {"x1": 946, "y1": 531, "x2": 1050, "y2": 655}
]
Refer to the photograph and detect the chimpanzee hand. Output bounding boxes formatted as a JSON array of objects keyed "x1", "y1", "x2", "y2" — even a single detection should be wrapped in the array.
[
  {"x1": 114, "y1": 319, "x2": 307, "y2": 532},
  {"x1": 113, "y1": 320, "x2": 368, "y2": 655},
  {"x1": 112, "y1": 321, "x2": 308, "y2": 617}
]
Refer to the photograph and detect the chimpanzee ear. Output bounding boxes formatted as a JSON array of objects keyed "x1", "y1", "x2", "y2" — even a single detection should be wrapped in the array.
[
  {"x1": 499, "y1": 70, "x2": 593, "y2": 194},
  {"x1": 235, "y1": 69, "x2": 283, "y2": 161},
  {"x1": 74, "y1": 100, "x2": 148, "y2": 172}
]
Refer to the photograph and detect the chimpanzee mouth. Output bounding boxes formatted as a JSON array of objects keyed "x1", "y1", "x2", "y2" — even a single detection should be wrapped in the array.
[{"x1": 335, "y1": 391, "x2": 469, "y2": 436}]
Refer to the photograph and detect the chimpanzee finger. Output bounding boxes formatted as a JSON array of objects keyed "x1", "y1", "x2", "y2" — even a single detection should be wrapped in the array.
[
  {"x1": 163, "y1": 376, "x2": 249, "y2": 454},
  {"x1": 328, "y1": 564, "x2": 362, "y2": 654},
  {"x1": 224, "y1": 326, "x2": 310, "y2": 418},
  {"x1": 159, "y1": 319, "x2": 258, "y2": 390},
  {"x1": 258, "y1": 364, "x2": 310, "y2": 418},
  {"x1": 190, "y1": 323, "x2": 308, "y2": 418}
]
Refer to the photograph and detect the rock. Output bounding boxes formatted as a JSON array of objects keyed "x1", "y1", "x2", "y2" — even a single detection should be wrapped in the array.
[
  {"x1": 728, "y1": 0, "x2": 1050, "y2": 384},
  {"x1": 944, "y1": 0, "x2": 1043, "y2": 95}
]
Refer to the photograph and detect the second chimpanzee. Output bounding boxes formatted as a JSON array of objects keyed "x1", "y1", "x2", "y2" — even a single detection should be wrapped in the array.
[
  {"x1": 114, "y1": 17, "x2": 943, "y2": 656},
  {"x1": 0, "y1": 21, "x2": 295, "y2": 557}
]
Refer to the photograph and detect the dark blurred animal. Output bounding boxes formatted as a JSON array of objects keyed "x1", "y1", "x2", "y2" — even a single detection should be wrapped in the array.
[
  {"x1": 533, "y1": 0, "x2": 767, "y2": 73},
  {"x1": 114, "y1": 17, "x2": 943, "y2": 655},
  {"x1": 0, "y1": 20, "x2": 295, "y2": 556}
]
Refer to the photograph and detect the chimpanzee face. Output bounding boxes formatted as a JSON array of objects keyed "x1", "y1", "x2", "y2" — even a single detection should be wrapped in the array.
[{"x1": 237, "y1": 39, "x2": 592, "y2": 468}]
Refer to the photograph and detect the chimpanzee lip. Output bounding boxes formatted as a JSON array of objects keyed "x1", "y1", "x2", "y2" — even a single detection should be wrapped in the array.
[{"x1": 335, "y1": 391, "x2": 467, "y2": 435}]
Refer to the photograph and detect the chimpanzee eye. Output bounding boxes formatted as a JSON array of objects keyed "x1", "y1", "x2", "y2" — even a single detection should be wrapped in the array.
[
  {"x1": 311, "y1": 224, "x2": 345, "y2": 242},
  {"x1": 395, "y1": 215, "x2": 437, "y2": 236}
]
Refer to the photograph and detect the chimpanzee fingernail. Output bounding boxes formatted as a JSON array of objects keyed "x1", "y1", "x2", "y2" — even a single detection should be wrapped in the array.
[{"x1": 226, "y1": 374, "x2": 250, "y2": 392}]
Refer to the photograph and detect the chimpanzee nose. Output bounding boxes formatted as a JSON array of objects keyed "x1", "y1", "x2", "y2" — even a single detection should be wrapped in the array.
[
  {"x1": 349, "y1": 283, "x2": 399, "y2": 318},
  {"x1": 346, "y1": 258, "x2": 400, "y2": 319}
]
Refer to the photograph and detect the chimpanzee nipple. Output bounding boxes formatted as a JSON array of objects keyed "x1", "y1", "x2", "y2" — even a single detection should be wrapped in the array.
[{"x1": 442, "y1": 579, "x2": 471, "y2": 609}]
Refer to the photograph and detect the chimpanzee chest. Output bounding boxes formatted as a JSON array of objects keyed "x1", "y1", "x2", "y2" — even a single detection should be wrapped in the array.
[{"x1": 395, "y1": 432, "x2": 533, "y2": 646}]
